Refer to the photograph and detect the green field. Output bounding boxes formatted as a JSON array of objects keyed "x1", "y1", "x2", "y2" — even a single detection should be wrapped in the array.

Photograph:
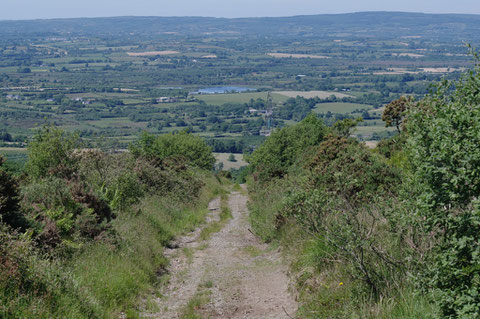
[
  {"x1": 0, "y1": 147, "x2": 28, "y2": 164},
  {"x1": 314, "y1": 102, "x2": 373, "y2": 114},
  {"x1": 354, "y1": 124, "x2": 396, "y2": 135},
  {"x1": 196, "y1": 92, "x2": 289, "y2": 105},
  {"x1": 214, "y1": 153, "x2": 248, "y2": 170}
]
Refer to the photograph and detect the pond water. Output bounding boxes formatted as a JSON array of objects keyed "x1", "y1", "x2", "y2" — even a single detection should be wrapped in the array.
[{"x1": 195, "y1": 86, "x2": 256, "y2": 94}]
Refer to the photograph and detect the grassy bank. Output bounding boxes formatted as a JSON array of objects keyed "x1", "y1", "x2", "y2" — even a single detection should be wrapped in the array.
[
  {"x1": 247, "y1": 175, "x2": 435, "y2": 318},
  {"x1": 1, "y1": 173, "x2": 227, "y2": 319},
  {"x1": 246, "y1": 113, "x2": 439, "y2": 318}
]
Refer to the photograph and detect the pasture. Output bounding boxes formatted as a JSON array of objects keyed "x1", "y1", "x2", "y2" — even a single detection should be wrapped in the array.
[
  {"x1": 0, "y1": 147, "x2": 28, "y2": 163},
  {"x1": 214, "y1": 153, "x2": 248, "y2": 170},
  {"x1": 314, "y1": 102, "x2": 373, "y2": 114},
  {"x1": 275, "y1": 91, "x2": 352, "y2": 99}
]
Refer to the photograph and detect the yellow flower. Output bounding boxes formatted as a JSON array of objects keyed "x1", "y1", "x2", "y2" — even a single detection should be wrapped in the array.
[{"x1": 339, "y1": 282, "x2": 344, "y2": 286}]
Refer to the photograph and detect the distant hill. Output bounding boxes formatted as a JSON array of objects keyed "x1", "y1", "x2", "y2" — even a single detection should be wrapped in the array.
[{"x1": 1, "y1": 12, "x2": 480, "y2": 42}]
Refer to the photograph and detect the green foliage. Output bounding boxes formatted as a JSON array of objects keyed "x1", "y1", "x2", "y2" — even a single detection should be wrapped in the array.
[
  {"x1": 2, "y1": 167, "x2": 225, "y2": 318},
  {"x1": 26, "y1": 125, "x2": 82, "y2": 180},
  {"x1": 407, "y1": 73, "x2": 480, "y2": 208},
  {"x1": 101, "y1": 169, "x2": 143, "y2": 212},
  {"x1": 281, "y1": 137, "x2": 403, "y2": 298},
  {"x1": 428, "y1": 204, "x2": 480, "y2": 318},
  {"x1": 248, "y1": 118, "x2": 424, "y2": 317},
  {"x1": 306, "y1": 136, "x2": 399, "y2": 205},
  {"x1": 0, "y1": 226, "x2": 98, "y2": 318},
  {"x1": 382, "y1": 96, "x2": 413, "y2": 132},
  {"x1": 0, "y1": 156, "x2": 26, "y2": 230},
  {"x1": 229, "y1": 165, "x2": 250, "y2": 184},
  {"x1": 21, "y1": 176, "x2": 113, "y2": 248},
  {"x1": 129, "y1": 131, "x2": 215, "y2": 170},
  {"x1": 247, "y1": 113, "x2": 327, "y2": 181},
  {"x1": 332, "y1": 117, "x2": 363, "y2": 137},
  {"x1": 406, "y1": 54, "x2": 480, "y2": 317}
]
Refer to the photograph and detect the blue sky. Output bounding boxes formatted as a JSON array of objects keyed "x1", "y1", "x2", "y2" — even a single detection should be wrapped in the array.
[{"x1": 2, "y1": 0, "x2": 480, "y2": 20}]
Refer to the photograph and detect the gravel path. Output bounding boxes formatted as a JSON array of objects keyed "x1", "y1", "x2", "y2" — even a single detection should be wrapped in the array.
[{"x1": 143, "y1": 187, "x2": 297, "y2": 318}]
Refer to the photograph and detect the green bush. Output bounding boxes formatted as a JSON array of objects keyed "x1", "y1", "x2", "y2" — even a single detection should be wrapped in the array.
[
  {"x1": 247, "y1": 117, "x2": 421, "y2": 316},
  {"x1": 129, "y1": 131, "x2": 215, "y2": 170},
  {"x1": 21, "y1": 177, "x2": 113, "y2": 248},
  {"x1": 406, "y1": 53, "x2": 480, "y2": 317},
  {"x1": 247, "y1": 113, "x2": 327, "y2": 181},
  {"x1": 306, "y1": 136, "x2": 399, "y2": 205},
  {"x1": 25, "y1": 125, "x2": 82, "y2": 180},
  {"x1": 281, "y1": 137, "x2": 403, "y2": 298},
  {"x1": 0, "y1": 156, "x2": 26, "y2": 230}
]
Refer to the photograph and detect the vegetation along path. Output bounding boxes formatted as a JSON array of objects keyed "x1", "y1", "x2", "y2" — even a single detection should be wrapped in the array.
[{"x1": 143, "y1": 186, "x2": 297, "y2": 318}]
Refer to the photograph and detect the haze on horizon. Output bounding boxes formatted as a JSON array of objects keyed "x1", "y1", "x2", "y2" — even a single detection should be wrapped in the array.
[{"x1": 2, "y1": 0, "x2": 480, "y2": 21}]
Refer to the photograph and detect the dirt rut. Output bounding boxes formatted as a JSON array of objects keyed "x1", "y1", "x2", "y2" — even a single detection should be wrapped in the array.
[{"x1": 143, "y1": 187, "x2": 297, "y2": 318}]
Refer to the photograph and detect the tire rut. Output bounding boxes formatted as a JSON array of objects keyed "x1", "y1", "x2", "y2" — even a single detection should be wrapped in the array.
[{"x1": 142, "y1": 187, "x2": 297, "y2": 318}]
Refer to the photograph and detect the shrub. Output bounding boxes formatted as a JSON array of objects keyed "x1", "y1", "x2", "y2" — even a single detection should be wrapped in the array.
[
  {"x1": 0, "y1": 156, "x2": 26, "y2": 230},
  {"x1": 21, "y1": 177, "x2": 113, "y2": 247},
  {"x1": 247, "y1": 113, "x2": 327, "y2": 181},
  {"x1": 406, "y1": 52, "x2": 480, "y2": 317},
  {"x1": 281, "y1": 137, "x2": 403, "y2": 298},
  {"x1": 306, "y1": 135, "x2": 399, "y2": 205},
  {"x1": 129, "y1": 131, "x2": 215, "y2": 170},
  {"x1": 26, "y1": 125, "x2": 82, "y2": 180}
]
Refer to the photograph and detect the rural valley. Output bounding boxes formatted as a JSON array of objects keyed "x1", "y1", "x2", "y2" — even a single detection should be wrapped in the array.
[{"x1": 2, "y1": 11, "x2": 480, "y2": 319}]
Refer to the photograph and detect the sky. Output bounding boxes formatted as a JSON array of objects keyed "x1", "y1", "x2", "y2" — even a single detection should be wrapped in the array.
[{"x1": 2, "y1": 0, "x2": 480, "y2": 20}]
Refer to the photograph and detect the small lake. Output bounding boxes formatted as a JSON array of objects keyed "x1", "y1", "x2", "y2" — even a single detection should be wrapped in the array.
[{"x1": 195, "y1": 86, "x2": 256, "y2": 94}]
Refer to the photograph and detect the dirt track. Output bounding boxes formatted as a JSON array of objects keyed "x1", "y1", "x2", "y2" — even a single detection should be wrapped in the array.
[{"x1": 143, "y1": 187, "x2": 297, "y2": 318}]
